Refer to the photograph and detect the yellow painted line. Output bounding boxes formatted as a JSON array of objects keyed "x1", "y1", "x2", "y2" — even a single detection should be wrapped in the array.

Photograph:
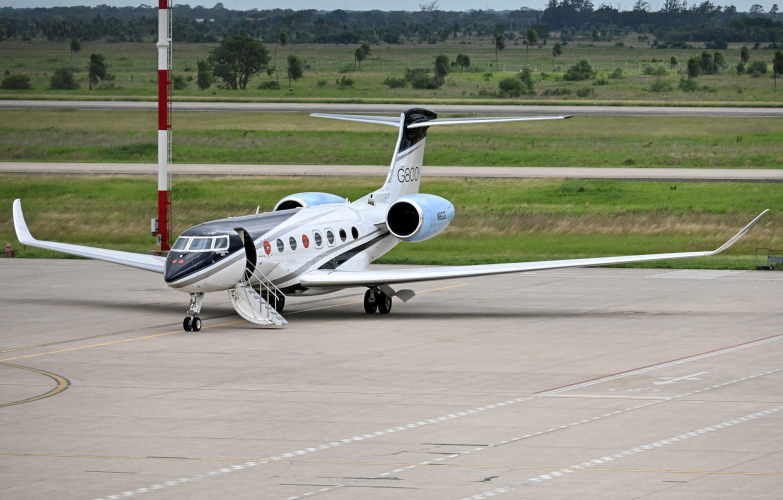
[
  {"x1": 2, "y1": 453, "x2": 781, "y2": 478},
  {"x1": 0, "y1": 363, "x2": 70, "y2": 408},
  {"x1": 0, "y1": 284, "x2": 469, "y2": 362},
  {"x1": 0, "y1": 319, "x2": 243, "y2": 363}
]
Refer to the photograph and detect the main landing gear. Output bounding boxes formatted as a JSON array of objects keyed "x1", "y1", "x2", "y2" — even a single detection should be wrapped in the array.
[
  {"x1": 364, "y1": 288, "x2": 392, "y2": 315},
  {"x1": 183, "y1": 292, "x2": 204, "y2": 332}
]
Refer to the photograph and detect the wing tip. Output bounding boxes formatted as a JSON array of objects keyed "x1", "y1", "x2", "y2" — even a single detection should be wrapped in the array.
[{"x1": 12, "y1": 198, "x2": 36, "y2": 245}]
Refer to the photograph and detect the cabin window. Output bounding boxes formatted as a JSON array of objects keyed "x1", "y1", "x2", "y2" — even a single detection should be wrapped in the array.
[
  {"x1": 351, "y1": 227, "x2": 359, "y2": 239},
  {"x1": 339, "y1": 229, "x2": 347, "y2": 242},
  {"x1": 326, "y1": 229, "x2": 335, "y2": 246},
  {"x1": 189, "y1": 237, "x2": 212, "y2": 251},
  {"x1": 313, "y1": 231, "x2": 323, "y2": 248},
  {"x1": 214, "y1": 236, "x2": 229, "y2": 251},
  {"x1": 276, "y1": 239, "x2": 284, "y2": 253},
  {"x1": 289, "y1": 236, "x2": 297, "y2": 251},
  {"x1": 171, "y1": 237, "x2": 190, "y2": 251}
]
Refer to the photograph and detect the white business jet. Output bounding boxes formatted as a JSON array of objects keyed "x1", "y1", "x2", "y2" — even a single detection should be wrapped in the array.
[{"x1": 13, "y1": 107, "x2": 768, "y2": 330}]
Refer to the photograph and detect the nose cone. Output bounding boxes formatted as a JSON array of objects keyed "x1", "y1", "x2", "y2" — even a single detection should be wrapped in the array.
[{"x1": 165, "y1": 252, "x2": 218, "y2": 284}]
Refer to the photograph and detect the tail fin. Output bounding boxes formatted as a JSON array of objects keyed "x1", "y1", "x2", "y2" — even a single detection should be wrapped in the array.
[{"x1": 311, "y1": 108, "x2": 572, "y2": 204}]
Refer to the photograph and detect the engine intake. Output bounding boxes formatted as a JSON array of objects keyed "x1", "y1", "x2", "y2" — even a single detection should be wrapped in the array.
[
  {"x1": 273, "y1": 192, "x2": 346, "y2": 211},
  {"x1": 386, "y1": 194, "x2": 454, "y2": 242}
]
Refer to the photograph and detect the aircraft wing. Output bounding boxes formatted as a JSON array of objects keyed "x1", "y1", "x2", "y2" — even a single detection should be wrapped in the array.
[
  {"x1": 12, "y1": 199, "x2": 166, "y2": 274},
  {"x1": 300, "y1": 210, "x2": 768, "y2": 288}
]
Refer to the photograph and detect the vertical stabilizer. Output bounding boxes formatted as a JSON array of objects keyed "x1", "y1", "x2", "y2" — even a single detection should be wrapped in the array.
[{"x1": 370, "y1": 107, "x2": 437, "y2": 204}]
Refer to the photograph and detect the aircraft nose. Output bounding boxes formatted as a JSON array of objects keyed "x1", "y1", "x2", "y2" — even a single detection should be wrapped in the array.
[{"x1": 165, "y1": 252, "x2": 215, "y2": 283}]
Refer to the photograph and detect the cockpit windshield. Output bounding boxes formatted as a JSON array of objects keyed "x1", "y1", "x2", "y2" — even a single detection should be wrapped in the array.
[{"x1": 170, "y1": 235, "x2": 230, "y2": 253}]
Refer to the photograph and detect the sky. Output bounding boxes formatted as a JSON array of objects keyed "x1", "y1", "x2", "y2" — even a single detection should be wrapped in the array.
[{"x1": 0, "y1": 0, "x2": 774, "y2": 15}]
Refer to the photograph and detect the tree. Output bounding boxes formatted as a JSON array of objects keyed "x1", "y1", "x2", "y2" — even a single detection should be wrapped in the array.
[
  {"x1": 208, "y1": 36, "x2": 270, "y2": 90},
  {"x1": 274, "y1": 31, "x2": 288, "y2": 83},
  {"x1": 563, "y1": 59, "x2": 594, "y2": 81},
  {"x1": 773, "y1": 50, "x2": 783, "y2": 93},
  {"x1": 552, "y1": 42, "x2": 563, "y2": 69},
  {"x1": 196, "y1": 59, "x2": 212, "y2": 90},
  {"x1": 286, "y1": 53, "x2": 303, "y2": 90},
  {"x1": 456, "y1": 53, "x2": 471, "y2": 72},
  {"x1": 687, "y1": 55, "x2": 702, "y2": 78},
  {"x1": 713, "y1": 51, "x2": 726, "y2": 73},
  {"x1": 525, "y1": 29, "x2": 538, "y2": 68},
  {"x1": 354, "y1": 42, "x2": 371, "y2": 71},
  {"x1": 434, "y1": 53, "x2": 450, "y2": 86},
  {"x1": 493, "y1": 33, "x2": 505, "y2": 69},
  {"x1": 749, "y1": 3, "x2": 764, "y2": 14},
  {"x1": 69, "y1": 38, "x2": 81, "y2": 68},
  {"x1": 740, "y1": 45, "x2": 750, "y2": 64},
  {"x1": 87, "y1": 53, "x2": 106, "y2": 90},
  {"x1": 50, "y1": 67, "x2": 78, "y2": 90},
  {"x1": 700, "y1": 51, "x2": 714, "y2": 75}
]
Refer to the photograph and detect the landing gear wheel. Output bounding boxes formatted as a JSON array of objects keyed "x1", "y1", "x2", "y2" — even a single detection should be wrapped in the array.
[
  {"x1": 377, "y1": 291, "x2": 392, "y2": 314},
  {"x1": 191, "y1": 317, "x2": 202, "y2": 332},
  {"x1": 363, "y1": 289, "x2": 378, "y2": 314},
  {"x1": 183, "y1": 317, "x2": 193, "y2": 331}
]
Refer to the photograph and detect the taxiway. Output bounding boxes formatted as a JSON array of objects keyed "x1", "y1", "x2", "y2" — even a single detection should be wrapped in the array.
[{"x1": 1, "y1": 260, "x2": 782, "y2": 499}]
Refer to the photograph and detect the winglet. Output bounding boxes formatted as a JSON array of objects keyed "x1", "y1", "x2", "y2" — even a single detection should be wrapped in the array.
[
  {"x1": 710, "y1": 209, "x2": 769, "y2": 255},
  {"x1": 13, "y1": 199, "x2": 36, "y2": 245}
]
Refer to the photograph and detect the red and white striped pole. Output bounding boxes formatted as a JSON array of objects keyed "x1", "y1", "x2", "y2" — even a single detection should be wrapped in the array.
[{"x1": 156, "y1": 0, "x2": 172, "y2": 252}]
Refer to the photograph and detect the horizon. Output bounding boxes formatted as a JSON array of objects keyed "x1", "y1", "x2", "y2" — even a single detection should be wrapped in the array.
[{"x1": 0, "y1": 0, "x2": 777, "y2": 14}]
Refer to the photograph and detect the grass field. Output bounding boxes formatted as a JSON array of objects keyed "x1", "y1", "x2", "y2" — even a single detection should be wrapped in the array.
[
  {"x1": 2, "y1": 174, "x2": 779, "y2": 269},
  {"x1": 1, "y1": 109, "x2": 781, "y2": 168},
  {"x1": 2, "y1": 39, "x2": 783, "y2": 104}
]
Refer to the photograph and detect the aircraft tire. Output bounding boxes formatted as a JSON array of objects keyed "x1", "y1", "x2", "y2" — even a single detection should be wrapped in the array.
[
  {"x1": 192, "y1": 317, "x2": 202, "y2": 332},
  {"x1": 363, "y1": 289, "x2": 378, "y2": 314},
  {"x1": 183, "y1": 317, "x2": 193, "y2": 331},
  {"x1": 378, "y1": 292, "x2": 392, "y2": 314}
]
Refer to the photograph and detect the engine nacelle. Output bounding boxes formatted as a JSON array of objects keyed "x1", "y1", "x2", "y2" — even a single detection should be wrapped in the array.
[
  {"x1": 386, "y1": 194, "x2": 455, "y2": 242},
  {"x1": 273, "y1": 192, "x2": 346, "y2": 211}
]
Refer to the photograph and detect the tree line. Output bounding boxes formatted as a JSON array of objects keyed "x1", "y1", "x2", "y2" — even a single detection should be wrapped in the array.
[{"x1": 0, "y1": 4, "x2": 780, "y2": 47}]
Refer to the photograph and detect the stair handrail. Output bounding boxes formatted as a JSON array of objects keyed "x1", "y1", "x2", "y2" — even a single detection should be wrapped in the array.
[{"x1": 241, "y1": 263, "x2": 285, "y2": 313}]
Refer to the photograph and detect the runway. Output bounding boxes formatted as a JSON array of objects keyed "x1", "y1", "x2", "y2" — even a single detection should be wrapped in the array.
[
  {"x1": 2, "y1": 99, "x2": 783, "y2": 117},
  {"x1": 1, "y1": 260, "x2": 782, "y2": 499},
  {"x1": 2, "y1": 162, "x2": 783, "y2": 182}
]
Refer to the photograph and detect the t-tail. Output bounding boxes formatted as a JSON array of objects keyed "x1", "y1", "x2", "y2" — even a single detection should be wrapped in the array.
[{"x1": 311, "y1": 107, "x2": 572, "y2": 204}]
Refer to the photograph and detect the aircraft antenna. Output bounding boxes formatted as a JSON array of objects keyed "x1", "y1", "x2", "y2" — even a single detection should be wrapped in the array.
[{"x1": 154, "y1": 0, "x2": 173, "y2": 253}]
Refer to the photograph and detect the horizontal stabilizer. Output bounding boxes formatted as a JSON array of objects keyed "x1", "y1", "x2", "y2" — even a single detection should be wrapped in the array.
[{"x1": 311, "y1": 112, "x2": 571, "y2": 129}]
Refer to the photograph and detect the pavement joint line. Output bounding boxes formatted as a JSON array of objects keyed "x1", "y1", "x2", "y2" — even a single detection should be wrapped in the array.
[
  {"x1": 89, "y1": 325, "x2": 783, "y2": 498},
  {"x1": 286, "y1": 367, "x2": 783, "y2": 500}
]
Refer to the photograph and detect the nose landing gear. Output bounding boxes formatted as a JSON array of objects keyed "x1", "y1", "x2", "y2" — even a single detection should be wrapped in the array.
[{"x1": 183, "y1": 292, "x2": 204, "y2": 332}]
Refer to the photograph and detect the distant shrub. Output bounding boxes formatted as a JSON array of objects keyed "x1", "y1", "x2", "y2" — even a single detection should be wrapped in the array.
[
  {"x1": 383, "y1": 76, "x2": 407, "y2": 88},
  {"x1": 747, "y1": 60, "x2": 768, "y2": 75},
  {"x1": 649, "y1": 78, "x2": 672, "y2": 92},
  {"x1": 563, "y1": 59, "x2": 595, "y2": 81},
  {"x1": 643, "y1": 64, "x2": 668, "y2": 76},
  {"x1": 258, "y1": 80, "x2": 281, "y2": 90},
  {"x1": 50, "y1": 67, "x2": 78, "y2": 90},
  {"x1": 679, "y1": 76, "x2": 698, "y2": 92},
  {"x1": 173, "y1": 74, "x2": 187, "y2": 90},
  {"x1": 542, "y1": 87, "x2": 572, "y2": 96},
  {"x1": 576, "y1": 86, "x2": 595, "y2": 97},
  {"x1": 316, "y1": 79, "x2": 327, "y2": 88},
  {"x1": 610, "y1": 68, "x2": 624, "y2": 79},
  {"x1": 1, "y1": 74, "x2": 31, "y2": 90},
  {"x1": 335, "y1": 76, "x2": 354, "y2": 88},
  {"x1": 498, "y1": 77, "x2": 525, "y2": 97}
]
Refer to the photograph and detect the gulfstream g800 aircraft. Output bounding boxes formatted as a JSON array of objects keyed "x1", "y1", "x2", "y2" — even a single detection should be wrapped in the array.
[{"x1": 13, "y1": 107, "x2": 768, "y2": 330}]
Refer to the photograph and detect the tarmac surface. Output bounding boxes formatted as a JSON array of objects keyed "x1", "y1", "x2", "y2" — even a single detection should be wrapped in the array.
[{"x1": 2, "y1": 259, "x2": 783, "y2": 500}]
